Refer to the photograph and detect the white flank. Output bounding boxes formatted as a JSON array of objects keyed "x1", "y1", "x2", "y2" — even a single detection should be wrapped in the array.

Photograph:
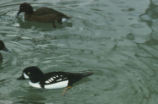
[
  {"x1": 28, "y1": 80, "x2": 69, "y2": 89},
  {"x1": 62, "y1": 18, "x2": 67, "y2": 22},
  {"x1": 23, "y1": 73, "x2": 29, "y2": 79},
  {"x1": 29, "y1": 81, "x2": 41, "y2": 88},
  {"x1": 45, "y1": 80, "x2": 68, "y2": 89}
]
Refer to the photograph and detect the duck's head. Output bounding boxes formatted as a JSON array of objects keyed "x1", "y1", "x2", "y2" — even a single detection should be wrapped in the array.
[
  {"x1": 0, "y1": 40, "x2": 8, "y2": 51},
  {"x1": 17, "y1": 2, "x2": 33, "y2": 16},
  {"x1": 17, "y1": 66, "x2": 44, "y2": 83}
]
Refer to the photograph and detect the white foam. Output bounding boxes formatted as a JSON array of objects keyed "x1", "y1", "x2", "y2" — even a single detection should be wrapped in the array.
[{"x1": 62, "y1": 18, "x2": 67, "y2": 22}]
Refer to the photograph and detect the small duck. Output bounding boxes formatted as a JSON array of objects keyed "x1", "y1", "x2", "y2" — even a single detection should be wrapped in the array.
[
  {"x1": 0, "y1": 40, "x2": 8, "y2": 51},
  {"x1": 17, "y1": 66, "x2": 93, "y2": 93},
  {"x1": 17, "y1": 2, "x2": 70, "y2": 27}
]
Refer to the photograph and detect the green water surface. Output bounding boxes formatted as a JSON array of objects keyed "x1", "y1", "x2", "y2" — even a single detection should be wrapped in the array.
[{"x1": 0, "y1": 0, "x2": 158, "y2": 104}]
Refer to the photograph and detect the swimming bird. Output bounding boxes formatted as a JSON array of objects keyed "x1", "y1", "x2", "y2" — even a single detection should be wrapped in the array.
[
  {"x1": 17, "y1": 2, "x2": 70, "y2": 27},
  {"x1": 17, "y1": 66, "x2": 93, "y2": 92},
  {"x1": 0, "y1": 40, "x2": 8, "y2": 51}
]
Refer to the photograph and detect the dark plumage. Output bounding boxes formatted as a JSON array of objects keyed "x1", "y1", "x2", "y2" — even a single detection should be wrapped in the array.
[
  {"x1": 17, "y1": 2, "x2": 70, "y2": 27},
  {"x1": 0, "y1": 40, "x2": 8, "y2": 51},
  {"x1": 0, "y1": 40, "x2": 8, "y2": 62},
  {"x1": 0, "y1": 53, "x2": 2, "y2": 62}
]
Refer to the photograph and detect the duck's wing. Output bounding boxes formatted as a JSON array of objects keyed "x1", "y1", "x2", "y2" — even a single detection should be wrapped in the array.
[
  {"x1": 43, "y1": 72, "x2": 68, "y2": 84},
  {"x1": 34, "y1": 7, "x2": 62, "y2": 15},
  {"x1": 40, "y1": 72, "x2": 93, "y2": 88},
  {"x1": 34, "y1": 7, "x2": 70, "y2": 18},
  {"x1": 39, "y1": 72, "x2": 68, "y2": 88}
]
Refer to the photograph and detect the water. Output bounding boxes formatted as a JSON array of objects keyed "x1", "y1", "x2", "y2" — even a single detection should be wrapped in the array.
[{"x1": 0, "y1": 0, "x2": 158, "y2": 103}]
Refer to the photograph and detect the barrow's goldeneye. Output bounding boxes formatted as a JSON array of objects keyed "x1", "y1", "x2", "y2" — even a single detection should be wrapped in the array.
[{"x1": 17, "y1": 66, "x2": 93, "y2": 90}]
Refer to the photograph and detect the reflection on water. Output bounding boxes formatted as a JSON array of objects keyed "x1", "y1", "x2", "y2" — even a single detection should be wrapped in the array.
[
  {"x1": 16, "y1": 93, "x2": 46, "y2": 104},
  {"x1": 0, "y1": 0, "x2": 158, "y2": 104}
]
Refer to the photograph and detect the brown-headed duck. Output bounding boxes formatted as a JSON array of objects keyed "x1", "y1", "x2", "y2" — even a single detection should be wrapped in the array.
[{"x1": 17, "y1": 2, "x2": 71, "y2": 27}]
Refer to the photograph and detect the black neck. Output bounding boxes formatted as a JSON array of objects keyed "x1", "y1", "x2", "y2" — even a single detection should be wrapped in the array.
[
  {"x1": 25, "y1": 6, "x2": 34, "y2": 15},
  {"x1": 30, "y1": 74, "x2": 44, "y2": 83}
]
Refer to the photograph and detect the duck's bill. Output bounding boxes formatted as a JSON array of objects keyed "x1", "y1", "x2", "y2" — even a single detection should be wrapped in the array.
[
  {"x1": 17, "y1": 74, "x2": 25, "y2": 80},
  {"x1": 16, "y1": 11, "x2": 21, "y2": 17}
]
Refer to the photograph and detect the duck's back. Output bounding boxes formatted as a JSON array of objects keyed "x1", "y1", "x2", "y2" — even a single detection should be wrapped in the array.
[{"x1": 34, "y1": 7, "x2": 67, "y2": 18}]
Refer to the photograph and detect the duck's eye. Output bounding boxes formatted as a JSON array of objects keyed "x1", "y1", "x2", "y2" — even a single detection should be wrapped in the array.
[{"x1": 27, "y1": 72, "x2": 30, "y2": 75}]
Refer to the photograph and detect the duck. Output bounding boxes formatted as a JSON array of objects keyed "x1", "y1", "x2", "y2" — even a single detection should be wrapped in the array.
[
  {"x1": 0, "y1": 40, "x2": 8, "y2": 51},
  {"x1": 17, "y1": 2, "x2": 70, "y2": 27},
  {"x1": 17, "y1": 66, "x2": 93, "y2": 94}
]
